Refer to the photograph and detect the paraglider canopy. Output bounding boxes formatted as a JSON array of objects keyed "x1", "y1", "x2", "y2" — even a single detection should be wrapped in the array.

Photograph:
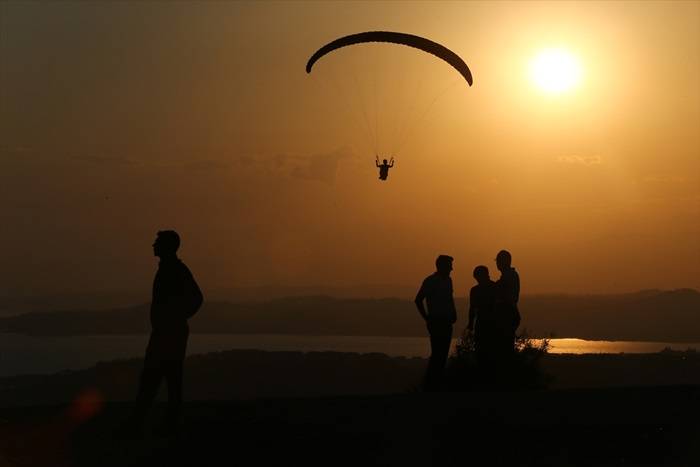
[
  {"x1": 305, "y1": 31, "x2": 473, "y2": 179},
  {"x1": 306, "y1": 31, "x2": 473, "y2": 86}
]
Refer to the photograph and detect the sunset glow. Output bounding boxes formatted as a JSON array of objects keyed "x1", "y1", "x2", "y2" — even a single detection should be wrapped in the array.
[
  {"x1": 1, "y1": 3, "x2": 700, "y2": 461},
  {"x1": 0, "y1": 1, "x2": 698, "y2": 296},
  {"x1": 529, "y1": 48, "x2": 582, "y2": 94}
]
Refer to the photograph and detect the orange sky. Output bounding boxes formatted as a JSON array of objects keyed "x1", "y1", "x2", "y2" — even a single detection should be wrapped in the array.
[{"x1": 1, "y1": 1, "x2": 698, "y2": 298}]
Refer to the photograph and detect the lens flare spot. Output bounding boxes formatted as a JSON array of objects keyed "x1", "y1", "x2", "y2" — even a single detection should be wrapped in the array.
[{"x1": 68, "y1": 387, "x2": 104, "y2": 423}]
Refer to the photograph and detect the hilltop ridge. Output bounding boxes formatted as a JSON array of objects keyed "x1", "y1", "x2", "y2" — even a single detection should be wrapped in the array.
[{"x1": 0, "y1": 289, "x2": 698, "y2": 342}]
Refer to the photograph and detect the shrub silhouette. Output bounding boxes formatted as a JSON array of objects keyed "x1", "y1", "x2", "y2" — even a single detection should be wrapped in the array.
[{"x1": 445, "y1": 328, "x2": 551, "y2": 390}]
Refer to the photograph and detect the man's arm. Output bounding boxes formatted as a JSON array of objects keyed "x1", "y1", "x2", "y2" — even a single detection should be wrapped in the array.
[
  {"x1": 179, "y1": 266, "x2": 204, "y2": 319},
  {"x1": 185, "y1": 272, "x2": 203, "y2": 319},
  {"x1": 448, "y1": 279, "x2": 457, "y2": 324},
  {"x1": 467, "y1": 288, "x2": 476, "y2": 331},
  {"x1": 414, "y1": 282, "x2": 428, "y2": 322}
]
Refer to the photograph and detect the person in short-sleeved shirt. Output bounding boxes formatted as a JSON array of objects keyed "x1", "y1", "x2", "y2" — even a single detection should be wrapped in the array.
[
  {"x1": 415, "y1": 255, "x2": 456, "y2": 391},
  {"x1": 416, "y1": 273, "x2": 457, "y2": 324}
]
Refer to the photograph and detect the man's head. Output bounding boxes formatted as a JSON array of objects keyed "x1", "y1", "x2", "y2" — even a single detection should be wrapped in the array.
[
  {"x1": 382, "y1": 159, "x2": 388, "y2": 164},
  {"x1": 496, "y1": 249, "x2": 512, "y2": 272},
  {"x1": 153, "y1": 230, "x2": 180, "y2": 258},
  {"x1": 473, "y1": 265, "x2": 490, "y2": 284},
  {"x1": 435, "y1": 255, "x2": 454, "y2": 276}
]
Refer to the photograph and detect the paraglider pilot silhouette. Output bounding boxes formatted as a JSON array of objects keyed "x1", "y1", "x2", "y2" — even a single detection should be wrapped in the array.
[
  {"x1": 376, "y1": 156, "x2": 395, "y2": 181},
  {"x1": 122, "y1": 230, "x2": 203, "y2": 437}
]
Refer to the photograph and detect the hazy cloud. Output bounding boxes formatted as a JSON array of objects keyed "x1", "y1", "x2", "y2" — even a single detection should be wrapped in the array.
[
  {"x1": 180, "y1": 159, "x2": 232, "y2": 172},
  {"x1": 641, "y1": 175, "x2": 687, "y2": 184},
  {"x1": 66, "y1": 154, "x2": 238, "y2": 172},
  {"x1": 70, "y1": 154, "x2": 141, "y2": 167},
  {"x1": 247, "y1": 148, "x2": 355, "y2": 185},
  {"x1": 0, "y1": 146, "x2": 33, "y2": 154},
  {"x1": 288, "y1": 148, "x2": 354, "y2": 185},
  {"x1": 237, "y1": 155, "x2": 255, "y2": 167},
  {"x1": 557, "y1": 155, "x2": 602, "y2": 165}
]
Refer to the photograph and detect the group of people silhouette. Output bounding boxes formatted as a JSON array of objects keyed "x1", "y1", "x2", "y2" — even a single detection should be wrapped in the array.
[
  {"x1": 119, "y1": 230, "x2": 520, "y2": 436},
  {"x1": 415, "y1": 251, "x2": 521, "y2": 391}
]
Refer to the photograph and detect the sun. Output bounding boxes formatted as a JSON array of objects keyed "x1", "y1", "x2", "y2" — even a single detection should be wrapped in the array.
[{"x1": 529, "y1": 48, "x2": 582, "y2": 94}]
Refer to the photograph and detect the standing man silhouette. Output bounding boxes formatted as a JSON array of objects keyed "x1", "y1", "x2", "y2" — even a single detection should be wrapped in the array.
[
  {"x1": 495, "y1": 250, "x2": 520, "y2": 355},
  {"x1": 467, "y1": 265, "x2": 498, "y2": 371},
  {"x1": 415, "y1": 255, "x2": 457, "y2": 391},
  {"x1": 123, "y1": 230, "x2": 203, "y2": 437}
]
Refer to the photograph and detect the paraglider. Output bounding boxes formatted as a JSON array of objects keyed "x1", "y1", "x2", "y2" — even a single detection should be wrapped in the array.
[{"x1": 306, "y1": 31, "x2": 473, "y2": 181}]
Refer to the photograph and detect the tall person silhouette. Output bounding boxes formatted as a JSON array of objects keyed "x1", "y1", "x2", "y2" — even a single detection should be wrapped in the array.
[
  {"x1": 495, "y1": 250, "x2": 520, "y2": 355},
  {"x1": 415, "y1": 255, "x2": 457, "y2": 391},
  {"x1": 123, "y1": 230, "x2": 203, "y2": 437}
]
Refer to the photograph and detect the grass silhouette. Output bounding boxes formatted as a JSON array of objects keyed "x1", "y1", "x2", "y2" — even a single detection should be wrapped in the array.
[{"x1": 446, "y1": 328, "x2": 552, "y2": 391}]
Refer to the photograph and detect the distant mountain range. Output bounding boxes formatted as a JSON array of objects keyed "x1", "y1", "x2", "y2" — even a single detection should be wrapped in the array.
[
  {"x1": 0, "y1": 289, "x2": 698, "y2": 342},
  {"x1": 0, "y1": 285, "x2": 418, "y2": 315}
]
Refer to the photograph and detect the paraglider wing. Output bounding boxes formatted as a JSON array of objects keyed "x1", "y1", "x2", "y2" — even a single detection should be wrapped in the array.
[{"x1": 306, "y1": 31, "x2": 473, "y2": 86}]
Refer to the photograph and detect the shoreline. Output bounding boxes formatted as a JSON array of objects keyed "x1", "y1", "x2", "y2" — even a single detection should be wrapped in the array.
[
  {"x1": 4, "y1": 329, "x2": 700, "y2": 344},
  {"x1": 1, "y1": 333, "x2": 698, "y2": 379}
]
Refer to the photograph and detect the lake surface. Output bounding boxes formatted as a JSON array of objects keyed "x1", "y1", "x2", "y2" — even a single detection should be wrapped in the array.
[{"x1": 1, "y1": 333, "x2": 698, "y2": 377}]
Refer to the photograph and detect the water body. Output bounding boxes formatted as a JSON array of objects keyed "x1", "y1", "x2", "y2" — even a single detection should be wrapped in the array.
[{"x1": 0, "y1": 333, "x2": 697, "y2": 377}]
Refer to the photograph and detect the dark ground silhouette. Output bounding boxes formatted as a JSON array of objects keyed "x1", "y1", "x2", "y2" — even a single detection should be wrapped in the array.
[
  {"x1": 3, "y1": 385, "x2": 700, "y2": 466},
  {"x1": 6, "y1": 349, "x2": 700, "y2": 407},
  {"x1": 3, "y1": 346, "x2": 700, "y2": 464}
]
